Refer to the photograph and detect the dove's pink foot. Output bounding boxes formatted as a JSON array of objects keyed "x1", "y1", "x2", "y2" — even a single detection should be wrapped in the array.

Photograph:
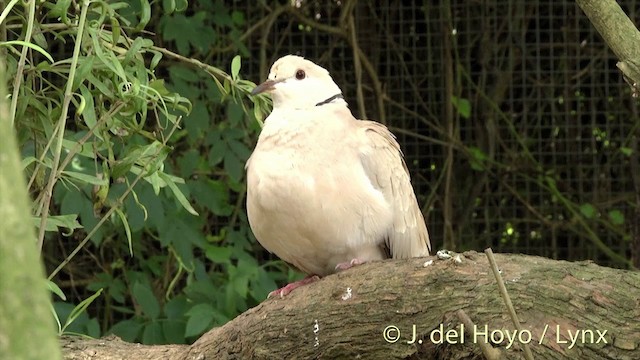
[
  {"x1": 335, "y1": 258, "x2": 364, "y2": 271},
  {"x1": 268, "y1": 275, "x2": 320, "y2": 298}
]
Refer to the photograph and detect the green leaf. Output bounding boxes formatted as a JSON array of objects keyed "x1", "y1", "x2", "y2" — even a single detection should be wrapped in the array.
[
  {"x1": 142, "y1": 321, "x2": 164, "y2": 344},
  {"x1": 0, "y1": 40, "x2": 54, "y2": 63},
  {"x1": 89, "y1": 28, "x2": 128, "y2": 82},
  {"x1": 114, "y1": 208, "x2": 134, "y2": 256},
  {"x1": 190, "y1": 179, "x2": 233, "y2": 216},
  {"x1": 608, "y1": 210, "x2": 625, "y2": 225},
  {"x1": 110, "y1": 319, "x2": 144, "y2": 342},
  {"x1": 46, "y1": 280, "x2": 67, "y2": 301},
  {"x1": 185, "y1": 303, "x2": 215, "y2": 337},
  {"x1": 47, "y1": 0, "x2": 72, "y2": 24},
  {"x1": 150, "y1": 50, "x2": 163, "y2": 70},
  {"x1": 62, "y1": 289, "x2": 103, "y2": 333},
  {"x1": 115, "y1": 141, "x2": 170, "y2": 179},
  {"x1": 451, "y1": 96, "x2": 471, "y2": 119},
  {"x1": 61, "y1": 138, "x2": 94, "y2": 157},
  {"x1": 162, "y1": 14, "x2": 216, "y2": 54},
  {"x1": 132, "y1": 281, "x2": 160, "y2": 319},
  {"x1": 86, "y1": 72, "x2": 114, "y2": 97},
  {"x1": 162, "y1": 319, "x2": 186, "y2": 344},
  {"x1": 162, "y1": 0, "x2": 176, "y2": 13},
  {"x1": 21, "y1": 156, "x2": 40, "y2": 169},
  {"x1": 253, "y1": 103, "x2": 265, "y2": 126},
  {"x1": 224, "y1": 150, "x2": 243, "y2": 183},
  {"x1": 62, "y1": 170, "x2": 109, "y2": 186},
  {"x1": 73, "y1": 56, "x2": 96, "y2": 90},
  {"x1": 233, "y1": 258, "x2": 257, "y2": 298},
  {"x1": 140, "y1": 170, "x2": 163, "y2": 195},
  {"x1": 579, "y1": 203, "x2": 596, "y2": 219},
  {"x1": 159, "y1": 172, "x2": 199, "y2": 216},
  {"x1": 227, "y1": 101, "x2": 245, "y2": 126},
  {"x1": 231, "y1": 11, "x2": 245, "y2": 26},
  {"x1": 79, "y1": 84, "x2": 98, "y2": 130},
  {"x1": 467, "y1": 146, "x2": 488, "y2": 171},
  {"x1": 250, "y1": 268, "x2": 278, "y2": 300},
  {"x1": 136, "y1": 0, "x2": 152, "y2": 32},
  {"x1": 175, "y1": 0, "x2": 188, "y2": 12},
  {"x1": 112, "y1": 158, "x2": 135, "y2": 179},
  {"x1": 205, "y1": 245, "x2": 232, "y2": 264},
  {"x1": 149, "y1": 79, "x2": 170, "y2": 96},
  {"x1": 164, "y1": 296, "x2": 188, "y2": 320},
  {"x1": 208, "y1": 138, "x2": 226, "y2": 167},
  {"x1": 51, "y1": 303, "x2": 62, "y2": 335},
  {"x1": 0, "y1": 0, "x2": 19, "y2": 25},
  {"x1": 227, "y1": 139, "x2": 251, "y2": 161},
  {"x1": 111, "y1": 16, "x2": 121, "y2": 45},
  {"x1": 620, "y1": 147, "x2": 633, "y2": 156},
  {"x1": 231, "y1": 55, "x2": 241, "y2": 80},
  {"x1": 124, "y1": 37, "x2": 148, "y2": 65},
  {"x1": 33, "y1": 214, "x2": 83, "y2": 234}
]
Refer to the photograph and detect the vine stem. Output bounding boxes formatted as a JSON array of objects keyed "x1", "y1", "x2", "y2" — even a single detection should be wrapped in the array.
[
  {"x1": 37, "y1": 0, "x2": 90, "y2": 251},
  {"x1": 9, "y1": 0, "x2": 34, "y2": 126}
]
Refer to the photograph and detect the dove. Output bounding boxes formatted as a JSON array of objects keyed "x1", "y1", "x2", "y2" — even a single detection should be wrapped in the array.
[{"x1": 246, "y1": 55, "x2": 431, "y2": 297}]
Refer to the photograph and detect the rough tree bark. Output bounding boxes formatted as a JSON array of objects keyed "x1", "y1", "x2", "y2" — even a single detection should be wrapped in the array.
[
  {"x1": 576, "y1": 0, "x2": 640, "y2": 91},
  {"x1": 61, "y1": 252, "x2": 640, "y2": 359},
  {"x1": 0, "y1": 61, "x2": 62, "y2": 358}
]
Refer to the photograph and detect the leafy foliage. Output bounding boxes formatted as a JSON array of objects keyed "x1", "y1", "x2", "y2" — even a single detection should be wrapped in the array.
[{"x1": 3, "y1": 0, "x2": 285, "y2": 345}]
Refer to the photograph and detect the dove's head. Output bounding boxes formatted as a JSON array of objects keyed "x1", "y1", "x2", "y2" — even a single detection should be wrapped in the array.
[{"x1": 252, "y1": 55, "x2": 344, "y2": 110}]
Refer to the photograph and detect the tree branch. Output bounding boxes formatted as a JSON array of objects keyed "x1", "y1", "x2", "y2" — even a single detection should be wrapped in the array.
[
  {"x1": 576, "y1": 0, "x2": 640, "y2": 91},
  {"x1": 61, "y1": 253, "x2": 640, "y2": 359}
]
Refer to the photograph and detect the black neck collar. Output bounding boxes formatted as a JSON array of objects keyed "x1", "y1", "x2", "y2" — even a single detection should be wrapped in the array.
[{"x1": 315, "y1": 93, "x2": 343, "y2": 106}]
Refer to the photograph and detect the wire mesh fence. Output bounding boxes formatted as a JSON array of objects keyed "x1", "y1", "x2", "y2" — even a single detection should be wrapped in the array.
[{"x1": 229, "y1": 0, "x2": 639, "y2": 267}]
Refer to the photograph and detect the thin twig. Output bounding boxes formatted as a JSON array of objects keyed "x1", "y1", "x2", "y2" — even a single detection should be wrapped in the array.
[
  {"x1": 442, "y1": 0, "x2": 456, "y2": 250},
  {"x1": 9, "y1": 0, "x2": 35, "y2": 126},
  {"x1": 364, "y1": 1, "x2": 439, "y2": 125},
  {"x1": 286, "y1": 5, "x2": 386, "y2": 123},
  {"x1": 258, "y1": 5, "x2": 287, "y2": 81},
  {"x1": 456, "y1": 310, "x2": 502, "y2": 360},
  {"x1": 48, "y1": 116, "x2": 183, "y2": 280},
  {"x1": 37, "y1": 0, "x2": 90, "y2": 251},
  {"x1": 388, "y1": 126, "x2": 453, "y2": 148},
  {"x1": 55, "y1": 102, "x2": 125, "y2": 181},
  {"x1": 287, "y1": 8, "x2": 343, "y2": 36},
  {"x1": 484, "y1": 248, "x2": 534, "y2": 360},
  {"x1": 27, "y1": 102, "x2": 124, "y2": 196},
  {"x1": 383, "y1": 94, "x2": 445, "y2": 136},
  {"x1": 348, "y1": 13, "x2": 366, "y2": 119},
  {"x1": 207, "y1": 7, "x2": 282, "y2": 59},
  {"x1": 150, "y1": 45, "x2": 232, "y2": 82},
  {"x1": 543, "y1": 177, "x2": 633, "y2": 268},
  {"x1": 355, "y1": 48, "x2": 385, "y2": 123}
]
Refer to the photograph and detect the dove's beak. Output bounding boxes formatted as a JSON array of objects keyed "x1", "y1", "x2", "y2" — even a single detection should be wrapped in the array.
[{"x1": 251, "y1": 78, "x2": 283, "y2": 95}]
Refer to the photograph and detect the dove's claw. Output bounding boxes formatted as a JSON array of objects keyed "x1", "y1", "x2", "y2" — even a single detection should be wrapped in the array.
[
  {"x1": 268, "y1": 275, "x2": 320, "y2": 298},
  {"x1": 335, "y1": 258, "x2": 364, "y2": 271}
]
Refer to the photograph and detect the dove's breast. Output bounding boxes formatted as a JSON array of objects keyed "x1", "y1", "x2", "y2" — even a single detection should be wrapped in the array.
[{"x1": 246, "y1": 107, "x2": 392, "y2": 275}]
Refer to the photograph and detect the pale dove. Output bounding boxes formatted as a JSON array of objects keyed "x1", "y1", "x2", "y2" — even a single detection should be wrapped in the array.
[{"x1": 247, "y1": 55, "x2": 431, "y2": 297}]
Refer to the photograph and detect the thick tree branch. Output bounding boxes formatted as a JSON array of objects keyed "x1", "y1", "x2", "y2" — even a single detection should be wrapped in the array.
[
  {"x1": 61, "y1": 253, "x2": 640, "y2": 359},
  {"x1": 576, "y1": 0, "x2": 640, "y2": 91}
]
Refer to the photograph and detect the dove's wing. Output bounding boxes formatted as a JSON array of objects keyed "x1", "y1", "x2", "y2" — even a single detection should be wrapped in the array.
[{"x1": 357, "y1": 120, "x2": 431, "y2": 258}]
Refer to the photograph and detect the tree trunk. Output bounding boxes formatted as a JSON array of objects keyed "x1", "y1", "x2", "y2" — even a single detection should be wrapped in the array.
[
  {"x1": 61, "y1": 252, "x2": 640, "y2": 359},
  {"x1": 0, "y1": 61, "x2": 62, "y2": 358}
]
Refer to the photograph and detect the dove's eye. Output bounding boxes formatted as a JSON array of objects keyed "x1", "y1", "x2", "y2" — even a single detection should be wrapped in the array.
[{"x1": 295, "y1": 70, "x2": 306, "y2": 80}]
